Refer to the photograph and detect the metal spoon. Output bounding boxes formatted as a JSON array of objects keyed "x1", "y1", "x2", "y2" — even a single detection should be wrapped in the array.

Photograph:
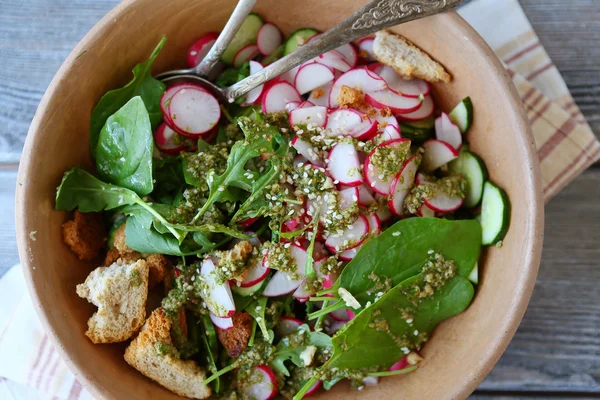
[{"x1": 159, "y1": 0, "x2": 463, "y2": 102}]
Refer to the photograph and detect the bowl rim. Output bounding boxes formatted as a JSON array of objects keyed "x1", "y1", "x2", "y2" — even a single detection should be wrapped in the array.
[{"x1": 15, "y1": 2, "x2": 544, "y2": 399}]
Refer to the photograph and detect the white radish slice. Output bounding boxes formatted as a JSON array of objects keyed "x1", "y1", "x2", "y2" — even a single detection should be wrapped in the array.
[
  {"x1": 339, "y1": 244, "x2": 361, "y2": 261},
  {"x1": 367, "y1": 213, "x2": 382, "y2": 235},
  {"x1": 397, "y1": 94, "x2": 435, "y2": 121},
  {"x1": 388, "y1": 155, "x2": 420, "y2": 216},
  {"x1": 257, "y1": 23, "x2": 283, "y2": 56},
  {"x1": 298, "y1": 100, "x2": 315, "y2": 108},
  {"x1": 356, "y1": 184, "x2": 376, "y2": 207},
  {"x1": 330, "y1": 307, "x2": 351, "y2": 321},
  {"x1": 366, "y1": 89, "x2": 423, "y2": 114},
  {"x1": 186, "y1": 32, "x2": 219, "y2": 68},
  {"x1": 281, "y1": 66, "x2": 300, "y2": 85},
  {"x1": 262, "y1": 270, "x2": 302, "y2": 297},
  {"x1": 421, "y1": 139, "x2": 459, "y2": 173},
  {"x1": 291, "y1": 136, "x2": 323, "y2": 166},
  {"x1": 367, "y1": 62, "x2": 384, "y2": 74},
  {"x1": 435, "y1": 112, "x2": 462, "y2": 150},
  {"x1": 240, "y1": 258, "x2": 270, "y2": 288},
  {"x1": 293, "y1": 155, "x2": 309, "y2": 166},
  {"x1": 380, "y1": 124, "x2": 402, "y2": 141},
  {"x1": 285, "y1": 101, "x2": 302, "y2": 112},
  {"x1": 371, "y1": 113, "x2": 400, "y2": 132},
  {"x1": 338, "y1": 187, "x2": 359, "y2": 209},
  {"x1": 160, "y1": 83, "x2": 202, "y2": 127},
  {"x1": 243, "y1": 61, "x2": 266, "y2": 106},
  {"x1": 210, "y1": 313, "x2": 233, "y2": 330},
  {"x1": 169, "y1": 88, "x2": 220, "y2": 137},
  {"x1": 362, "y1": 376, "x2": 380, "y2": 386},
  {"x1": 327, "y1": 142, "x2": 363, "y2": 186},
  {"x1": 325, "y1": 318, "x2": 347, "y2": 335},
  {"x1": 357, "y1": 37, "x2": 375, "y2": 61},
  {"x1": 375, "y1": 194, "x2": 393, "y2": 223},
  {"x1": 308, "y1": 82, "x2": 333, "y2": 107},
  {"x1": 415, "y1": 172, "x2": 430, "y2": 186},
  {"x1": 363, "y1": 139, "x2": 411, "y2": 195},
  {"x1": 233, "y1": 44, "x2": 260, "y2": 68},
  {"x1": 242, "y1": 365, "x2": 278, "y2": 400},
  {"x1": 378, "y1": 66, "x2": 430, "y2": 98},
  {"x1": 325, "y1": 215, "x2": 369, "y2": 253},
  {"x1": 389, "y1": 356, "x2": 410, "y2": 371},
  {"x1": 304, "y1": 380, "x2": 323, "y2": 397},
  {"x1": 329, "y1": 68, "x2": 388, "y2": 108},
  {"x1": 262, "y1": 82, "x2": 302, "y2": 114},
  {"x1": 425, "y1": 191, "x2": 464, "y2": 213},
  {"x1": 325, "y1": 109, "x2": 378, "y2": 140},
  {"x1": 200, "y1": 258, "x2": 235, "y2": 317},
  {"x1": 419, "y1": 203, "x2": 436, "y2": 217},
  {"x1": 289, "y1": 105, "x2": 328, "y2": 129},
  {"x1": 294, "y1": 63, "x2": 335, "y2": 95},
  {"x1": 315, "y1": 50, "x2": 351, "y2": 72},
  {"x1": 154, "y1": 123, "x2": 187, "y2": 154},
  {"x1": 277, "y1": 317, "x2": 303, "y2": 336},
  {"x1": 335, "y1": 43, "x2": 359, "y2": 68}
]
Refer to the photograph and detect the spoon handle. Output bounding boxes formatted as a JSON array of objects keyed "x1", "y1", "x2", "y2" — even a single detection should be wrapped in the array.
[
  {"x1": 194, "y1": 0, "x2": 257, "y2": 77},
  {"x1": 223, "y1": 0, "x2": 462, "y2": 101}
]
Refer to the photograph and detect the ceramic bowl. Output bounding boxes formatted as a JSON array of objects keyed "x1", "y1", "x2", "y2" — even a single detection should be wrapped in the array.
[{"x1": 16, "y1": 0, "x2": 544, "y2": 398}]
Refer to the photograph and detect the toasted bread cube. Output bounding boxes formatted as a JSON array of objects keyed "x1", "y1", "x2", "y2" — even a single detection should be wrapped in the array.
[
  {"x1": 62, "y1": 210, "x2": 106, "y2": 261},
  {"x1": 216, "y1": 312, "x2": 253, "y2": 358}
]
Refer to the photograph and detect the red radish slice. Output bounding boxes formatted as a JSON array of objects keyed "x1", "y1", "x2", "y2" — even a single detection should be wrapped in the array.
[
  {"x1": 315, "y1": 50, "x2": 351, "y2": 72},
  {"x1": 289, "y1": 105, "x2": 328, "y2": 129},
  {"x1": 366, "y1": 89, "x2": 423, "y2": 114},
  {"x1": 154, "y1": 123, "x2": 187, "y2": 154},
  {"x1": 327, "y1": 142, "x2": 363, "y2": 186},
  {"x1": 325, "y1": 215, "x2": 369, "y2": 253},
  {"x1": 330, "y1": 307, "x2": 351, "y2": 321},
  {"x1": 367, "y1": 62, "x2": 383, "y2": 74},
  {"x1": 186, "y1": 32, "x2": 219, "y2": 68},
  {"x1": 325, "y1": 109, "x2": 378, "y2": 140},
  {"x1": 397, "y1": 94, "x2": 434, "y2": 121},
  {"x1": 421, "y1": 139, "x2": 459, "y2": 173},
  {"x1": 240, "y1": 258, "x2": 270, "y2": 288},
  {"x1": 357, "y1": 184, "x2": 376, "y2": 207},
  {"x1": 262, "y1": 270, "x2": 302, "y2": 297},
  {"x1": 347, "y1": 309, "x2": 356, "y2": 320},
  {"x1": 425, "y1": 191, "x2": 464, "y2": 213},
  {"x1": 293, "y1": 285, "x2": 311, "y2": 302},
  {"x1": 291, "y1": 136, "x2": 323, "y2": 166},
  {"x1": 243, "y1": 61, "x2": 266, "y2": 106},
  {"x1": 419, "y1": 203, "x2": 436, "y2": 217},
  {"x1": 363, "y1": 139, "x2": 411, "y2": 195},
  {"x1": 371, "y1": 113, "x2": 400, "y2": 132},
  {"x1": 233, "y1": 44, "x2": 260, "y2": 68},
  {"x1": 339, "y1": 243, "x2": 361, "y2": 261},
  {"x1": 298, "y1": 100, "x2": 315, "y2": 108},
  {"x1": 293, "y1": 155, "x2": 309, "y2": 166},
  {"x1": 329, "y1": 68, "x2": 388, "y2": 108},
  {"x1": 388, "y1": 155, "x2": 420, "y2": 216},
  {"x1": 240, "y1": 217, "x2": 259, "y2": 229},
  {"x1": 294, "y1": 63, "x2": 335, "y2": 95},
  {"x1": 277, "y1": 317, "x2": 303, "y2": 336},
  {"x1": 375, "y1": 194, "x2": 393, "y2": 223},
  {"x1": 169, "y1": 88, "x2": 220, "y2": 137},
  {"x1": 335, "y1": 43, "x2": 359, "y2": 68},
  {"x1": 285, "y1": 101, "x2": 302, "y2": 112},
  {"x1": 262, "y1": 82, "x2": 302, "y2": 114},
  {"x1": 338, "y1": 187, "x2": 359, "y2": 209},
  {"x1": 160, "y1": 83, "x2": 202, "y2": 127},
  {"x1": 257, "y1": 23, "x2": 282, "y2": 56},
  {"x1": 357, "y1": 37, "x2": 375, "y2": 61},
  {"x1": 281, "y1": 66, "x2": 300, "y2": 85},
  {"x1": 435, "y1": 112, "x2": 462, "y2": 150},
  {"x1": 367, "y1": 213, "x2": 382, "y2": 235},
  {"x1": 415, "y1": 172, "x2": 430, "y2": 186},
  {"x1": 325, "y1": 318, "x2": 347, "y2": 335},
  {"x1": 200, "y1": 258, "x2": 235, "y2": 317},
  {"x1": 304, "y1": 380, "x2": 323, "y2": 397},
  {"x1": 308, "y1": 82, "x2": 333, "y2": 107},
  {"x1": 242, "y1": 365, "x2": 278, "y2": 400},
  {"x1": 389, "y1": 356, "x2": 410, "y2": 371},
  {"x1": 378, "y1": 66, "x2": 430, "y2": 98},
  {"x1": 380, "y1": 124, "x2": 402, "y2": 141},
  {"x1": 210, "y1": 313, "x2": 233, "y2": 330}
]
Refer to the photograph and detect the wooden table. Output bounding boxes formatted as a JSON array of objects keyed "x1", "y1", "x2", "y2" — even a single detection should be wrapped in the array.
[{"x1": 1, "y1": 1, "x2": 599, "y2": 398}]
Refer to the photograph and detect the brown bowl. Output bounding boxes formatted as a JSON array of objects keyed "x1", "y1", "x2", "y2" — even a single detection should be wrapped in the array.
[{"x1": 15, "y1": 0, "x2": 544, "y2": 398}]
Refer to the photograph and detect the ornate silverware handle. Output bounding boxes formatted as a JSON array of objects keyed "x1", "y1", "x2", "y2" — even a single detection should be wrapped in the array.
[{"x1": 224, "y1": 0, "x2": 462, "y2": 101}]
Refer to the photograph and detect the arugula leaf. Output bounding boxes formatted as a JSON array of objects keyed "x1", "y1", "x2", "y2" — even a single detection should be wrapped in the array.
[
  {"x1": 245, "y1": 296, "x2": 271, "y2": 342},
  {"x1": 215, "y1": 61, "x2": 250, "y2": 88},
  {"x1": 152, "y1": 156, "x2": 185, "y2": 201},
  {"x1": 90, "y1": 36, "x2": 166, "y2": 156},
  {"x1": 200, "y1": 314, "x2": 221, "y2": 393},
  {"x1": 96, "y1": 96, "x2": 154, "y2": 195},
  {"x1": 270, "y1": 325, "x2": 332, "y2": 377}
]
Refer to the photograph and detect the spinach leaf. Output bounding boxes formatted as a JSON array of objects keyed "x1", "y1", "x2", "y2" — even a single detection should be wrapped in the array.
[
  {"x1": 215, "y1": 61, "x2": 250, "y2": 88},
  {"x1": 270, "y1": 325, "x2": 332, "y2": 377},
  {"x1": 96, "y1": 96, "x2": 154, "y2": 195},
  {"x1": 153, "y1": 156, "x2": 185, "y2": 201},
  {"x1": 90, "y1": 36, "x2": 166, "y2": 156},
  {"x1": 125, "y1": 215, "x2": 193, "y2": 255}
]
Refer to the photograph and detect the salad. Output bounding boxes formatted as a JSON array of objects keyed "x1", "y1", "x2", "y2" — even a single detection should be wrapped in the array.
[{"x1": 56, "y1": 12, "x2": 511, "y2": 400}]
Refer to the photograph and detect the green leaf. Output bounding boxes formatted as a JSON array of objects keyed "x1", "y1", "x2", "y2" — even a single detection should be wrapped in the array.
[
  {"x1": 245, "y1": 296, "x2": 270, "y2": 342},
  {"x1": 152, "y1": 156, "x2": 185, "y2": 200},
  {"x1": 270, "y1": 325, "x2": 332, "y2": 377},
  {"x1": 96, "y1": 96, "x2": 154, "y2": 195},
  {"x1": 90, "y1": 36, "x2": 166, "y2": 156},
  {"x1": 200, "y1": 314, "x2": 221, "y2": 393}
]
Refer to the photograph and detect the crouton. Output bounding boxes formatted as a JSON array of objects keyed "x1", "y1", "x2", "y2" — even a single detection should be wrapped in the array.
[
  {"x1": 217, "y1": 241, "x2": 254, "y2": 283},
  {"x1": 62, "y1": 210, "x2": 106, "y2": 261},
  {"x1": 216, "y1": 312, "x2": 253, "y2": 358},
  {"x1": 337, "y1": 85, "x2": 369, "y2": 110},
  {"x1": 102, "y1": 248, "x2": 121, "y2": 267},
  {"x1": 145, "y1": 254, "x2": 170, "y2": 289},
  {"x1": 76, "y1": 259, "x2": 149, "y2": 343},
  {"x1": 112, "y1": 223, "x2": 134, "y2": 254},
  {"x1": 373, "y1": 30, "x2": 451, "y2": 83},
  {"x1": 124, "y1": 309, "x2": 211, "y2": 399}
]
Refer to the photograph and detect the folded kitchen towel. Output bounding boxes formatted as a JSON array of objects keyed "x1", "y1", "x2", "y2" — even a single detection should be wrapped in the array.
[{"x1": 1, "y1": 0, "x2": 599, "y2": 398}]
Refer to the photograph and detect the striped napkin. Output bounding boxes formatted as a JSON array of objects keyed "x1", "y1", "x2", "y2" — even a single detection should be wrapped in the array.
[{"x1": 1, "y1": 0, "x2": 598, "y2": 398}]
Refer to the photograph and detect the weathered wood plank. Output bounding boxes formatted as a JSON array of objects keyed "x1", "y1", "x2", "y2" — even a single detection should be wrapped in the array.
[{"x1": 0, "y1": 170, "x2": 18, "y2": 277}]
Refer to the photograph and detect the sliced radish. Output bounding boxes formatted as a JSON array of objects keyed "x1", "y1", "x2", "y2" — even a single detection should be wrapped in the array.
[
  {"x1": 389, "y1": 356, "x2": 409, "y2": 371},
  {"x1": 257, "y1": 23, "x2": 282, "y2": 56},
  {"x1": 380, "y1": 124, "x2": 402, "y2": 141},
  {"x1": 378, "y1": 66, "x2": 430, "y2": 98},
  {"x1": 285, "y1": 101, "x2": 302, "y2": 112},
  {"x1": 262, "y1": 82, "x2": 302, "y2": 114},
  {"x1": 262, "y1": 270, "x2": 302, "y2": 297},
  {"x1": 242, "y1": 365, "x2": 278, "y2": 400},
  {"x1": 186, "y1": 32, "x2": 219, "y2": 68},
  {"x1": 366, "y1": 90, "x2": 423, "y2": 114},
  {"x1": 289, "y1": 106, "x2": 328, "y2": 129},
  {"x1": 347, "y1": 309, "x2": 356, "y2": 320},
  {"x1": 425, "y1": 191, "x2": 464, "y2": 214},
  {"x1": 335, "y1": 43, "x2": 358, "y2": 68},
  {"x1": 421, "y1": 140, "x2": 459, "y2": 173},
  {"x1": 375, "y1": 194, "x2": 393, "y2": 223},
  {"x1": 397, "y1": 94, "x2": 435, "y2": 121},
  {"x1": 329, "y1": 68, "x2": 387, "y2": 108},
  {"x1": 356, "y1": 184, "x2": 376, "y2": 207},
  {"x1": 243, "y1": 61, "x2": 266, "y2": 106},
  {"x1": 281, "y1": 66, "x2": 300, "y2": 85},
  {"x1": 415, "y1": 172, "x2": 430, "y2": 186},
  {"x1": 304, "y1": 380, "x2": 323, "y2": 397},
  {"x1": 315, "y1": 50, "x2": 351, "y2": 72},
  {"x1": 435, "y1": 112, "x2": 462, "y2": 150},
  {"x1": 330, "y1": 307, "x2": 351, "y2": 322},
  {"x1": 418, "y1": 203, "x2": 436, "y2": 217},
  {"x1": 363, "y1": 139, "x2": 411, "y2": 195},
  {"x1": 388, "y1": 155, "x2": 420, "y2": 216},
  {"x1": 371, "y1": 113, "x2": 400, "y2": 132},
  {"x1": 325, "y1": 109, "x2": 378, "y2": 140},
  {"x1": 367, "y1": 213, "x2": 382, "y2": 235},
  {"x1": 293, "y1": 155, "x2": 309, "y2": 166},
  {"x1": 339, "y1": 244, "x2": 361, "y2": 261},
  {"x1": 327, "y1": 142, "x2": 363, "y2": 186},
  {"x1": 325, "y1": 215, "x2": 369, "y2": 253},
  {"x1": 308, "y1": 82, "x2": 333, "y2": 107},
  {"x1": 233, "y1": 44, "x2": 260, "y2": 68},
  {"x1": 291, "y1": 136, "x2": 323, "y2": 166},
  {"x1": 277, "y1": 317, "x2": 303, "y2": 336},
  {"x1": 366, "y1": 62, "x2": 383, "y2": 74},
  {"x1": 240, "y1": 217, "x2": 259, "y2": 229},
  {"x1": 154, "y1": 123, "x2": 187, "y2": 154},
  {"x1": 200, "y1": 258, "x2": 235, "y2": 318},
  {"x1": 338, "y1": 187, "x2": 359, "y2": 209},
  {"x1": 241, "y1": 258, "x2": 270, "y2": 288},
  {"x1": 325, "y1": 318, "x2": 347, "y2": 335},
  {"x1": 160, "y1": 83, "x2": 202, "y2": 127},
  {"x1": 357, "y1": 37, "x2": 375, "y2": 61},
  {"x1": 362, "y1": 376, "x2": 379, "y2": 386},
  {"x1": 210, "y1": 313, "x2": 233, "y2": 330},
  {"x1": 294, "y1": 63, "x2": 335, "y2": 95},
  {"x1": 169, "y1": 87, "x2": 220, "y2": 137}
]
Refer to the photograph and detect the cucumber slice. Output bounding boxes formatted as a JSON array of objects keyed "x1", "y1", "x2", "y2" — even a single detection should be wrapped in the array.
[
  {"x1": 399, "y1": 122, "x2": 433, "y2": 142},
  {"x1": 402, "y1": 115, "x2": 435, "y2": 130},
  {"x1": 449, "y1": 96, "x2": 473, "y2": 133},
  {"x1": 284, "y1": 28, "x2": 320, "y2": 55},
  {"x1": 480, "y1": 181, "x2": 511, "y2": 246},
  {"x1": 468, "y1": 263, "x2": 478, "y2": 285},
  {"x1": 448, "y1": 150, "x2": 488, "y2": 208},
  {"x1": 221, "y1": 13, "x2": 264, "y2": 65},
  {"x1": 231, "y1": 279, "x2": 266, "y2": 296}
]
